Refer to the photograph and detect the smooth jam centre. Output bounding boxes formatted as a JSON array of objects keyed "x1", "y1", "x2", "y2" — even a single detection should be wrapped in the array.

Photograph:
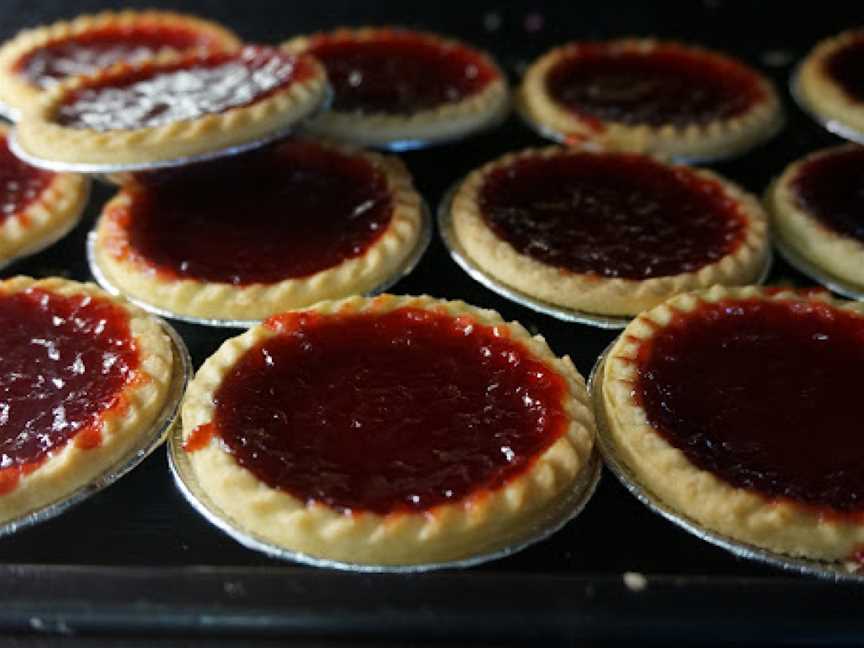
[
  {"x1": 825, "y1": 35, "x2": 864, "y2": 103},
  {"x1": 0, "y1": 134, "x2": 52, "y2": 224},
  {"x1": 0, "y1": 288, "x2": 138, "y2": 471},
  {"x1": 207, "y1": 307, "x2": 569, "y2": 515},
  {"x1": 793, "y1": 146, "x2": 864, "y2": 242},
  {"x1": 546, "y1": 45, "x2": 764, "y2": 126},
  {"x1": 111, "y1": 140, "x2": 392, "y2": 285},
  {"x1": 635, "y1": 298, "x2": 864, "y2": 514},
  {"x1": 308, "y1": 33, "x2": 497, "y2": 114},
  {"x1": 479, "y1": 153, "x2": 746, "y2": 279}
]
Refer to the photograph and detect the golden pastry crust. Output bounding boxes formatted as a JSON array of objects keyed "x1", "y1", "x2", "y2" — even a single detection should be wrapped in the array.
[
  {"x1": 601, "y1": 286, "x2": 864, "y2": 562},
  {"x1": 0, "y1": 276, "x2": 174, "y2": 524},
  {"x1": 519, "y1": 39, "x2": 783, "y2": 159},
  {"x1": 768, "y1": 144, "x2": 864, "y2": 289},
  {"x1": 92, "y1": 141, "x2": 424, "y2": 321},
  {"x1": 14, "y1": 47, "x2": 329, "y2": 166},
  {"x1": 0, "y1": 10, "x2": 240, "y2": 118},
  {"x1": 181, "y1": 294, "x2": 596, "y2": 565},
  {"x1": 282, "y1": 27, "x2": 509, "y2": 147},
  {"x1": 797, "y1": 29, "x2": 864, "y2": 135},
  {"x1": 450, "y1": 147, "x2": 770, "y2": 317},
  {"x1": 0, "y1": 125, "x2": 89, "y2": 264}
]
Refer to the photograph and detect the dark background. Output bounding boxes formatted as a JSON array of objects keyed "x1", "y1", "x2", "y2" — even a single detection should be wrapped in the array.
[{"x1": 1, "y1": 1, "x2": 863, "y2": 645}]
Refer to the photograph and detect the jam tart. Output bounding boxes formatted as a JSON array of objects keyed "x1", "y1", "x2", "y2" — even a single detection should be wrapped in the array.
[
  {"x1": 0, "y1": 10, "x2": 240, "y2": 118},
  {"x1": 0, "y1": 124, "x2": 88, "y2": 265},
  {"x1": 92, "y1": 138, "x2": 424, "y2": 321},
  {"x1": 180, "y1": 294, "x2": 596, "y2": 566},
  {"x1": 450, "y1": 147, "x2": 770, "y2": 317},
  {"x1": 282, "y1": 27, "x2": 509, "y2": 148},
  {"x1": 768, "y1": 144, "x2": 864, "y2": 290},
  {"x1": 14, "y1": 46, "x2": 329, "y2": 167},
  {"x1": 519, "y1": 39, "x2": 782, "y2": 159},
  {"x1": 0, "y1": 276, "x2": 173, "y2": 524},
  {"x1": 796, "y1": 29, "x2": 864, "y2": 138},
  {"x1": 600, "y1": 286, "x2": 864, "y2": 563}
]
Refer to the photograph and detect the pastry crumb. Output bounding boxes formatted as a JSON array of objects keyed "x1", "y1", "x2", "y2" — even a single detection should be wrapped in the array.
[{"x1": 623, "y1": 571, "x2": 648, "y2": 592}]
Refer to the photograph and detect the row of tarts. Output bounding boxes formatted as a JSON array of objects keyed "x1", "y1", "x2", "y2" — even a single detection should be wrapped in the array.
[{"x1": 0, "y1": 10, "x2": 861, "y2": 573}]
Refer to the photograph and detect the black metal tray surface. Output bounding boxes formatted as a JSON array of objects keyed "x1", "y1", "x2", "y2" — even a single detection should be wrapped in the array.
[{"x1": 2, "y1": 1, "x2": 864, "y2": 644}]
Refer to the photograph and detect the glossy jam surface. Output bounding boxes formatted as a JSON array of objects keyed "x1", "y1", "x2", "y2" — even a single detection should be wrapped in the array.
[
  {"x1": 57, "y1": 47, "x2": 315, "y2": 131},
  {"x1": 825, "y1": 34, "x2": 864, "y2": 103},
  {"x1": 307, "y1": 31, "x2": 497, "y2": 114},
  {"x1": 479, "y1": 153, "x2": 746, "y2": 279},
  {"x1": 0, "y1": 134, "x2": 52, "y2": 224},
  {"x1": 16, "y1": 24, "x2": 223, "y2": 88},
  {"x1": 793, "y1": 147, "x2": 864, "y2": 242},
  {"x1": 204, "y1": 307, "x2": 569, "y2": 515},
  {"x1": 634, "y1": 298, "x2": 864, "y2": 514},
  {"x1": 546, "y1": 44, "x2": 765, "y2": 127},
  {"x1": 0, "y1": 288, "x2": 138, "y2": 476},
  {"x1": 107, "y1": 140, "x2": 392, "y2": 284}
]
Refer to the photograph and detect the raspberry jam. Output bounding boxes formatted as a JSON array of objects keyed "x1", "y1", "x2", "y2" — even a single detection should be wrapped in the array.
[
  {"x1": 634, "y1": 298, "x2": 864, "y2": 514},
  {"x1": 191, "y1": 306, "x2": 569, "y2": 515},
  {"x1": 16, "y1": 24, "x2": 225, "y2": 88},
  {"x1": 0, "y1": 133, "x2": 51, "y2": 224},
  {"x1": 105, "y1": 140, "x2": 392, "y2": 285},
  {"x1": 306, "y1": 31, "x2": 498, "y2": 114},
  {"x1": 825, "y1": 34, "x2": 864, "y2": 103},
  {"x1": 546, "y1": 43, "x2": 765, "y2": 127},
  {"x1": 479, "y1": 152, "x2": 747, "y2": 279},
  {"x1": 793, "y1": 146, "x2": 864, "y2": 242},
  {"x1": 56, "y1": 47, "x2": 316, "y2": 131},
  {"x1": 0, "y1": 288, "x2": 139, "y2": 493}
]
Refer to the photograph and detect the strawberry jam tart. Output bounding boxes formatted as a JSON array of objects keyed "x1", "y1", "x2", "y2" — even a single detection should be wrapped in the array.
[
  {"x1": 180, "y1": 294, "x2": 595, "y2": 565},
  {"x1": 601, "y1": 286, "x2": 864, "y2": 563}
]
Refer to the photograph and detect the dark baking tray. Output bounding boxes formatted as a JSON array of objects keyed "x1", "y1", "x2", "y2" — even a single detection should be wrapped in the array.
[{"x1": 2, "y1": 0, "x2": 863, "y2": 644}]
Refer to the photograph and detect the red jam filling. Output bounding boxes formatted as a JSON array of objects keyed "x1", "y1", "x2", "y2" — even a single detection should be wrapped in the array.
[
  {"x1": 193, "y1": 307, "x2": 569, "y2": 515},
  {"x1": 0, "y1": 134, "x2": 52, "y2": 224},
  {"x1": 479, "y1": 152, "x2": 747, "y2": 279},
  {"x1": 16, "y1": 24, "x2": 226, "y2": 88},
  {"x1": 793, "y1": 147, "x2": 864, "y2": 242},
  {"x1": 825, "y1": 34, "x2": 864, "y2": 103},
  {"x1": 546, "y1": 43, "x2": 765, "y2": 127},
  {"x1": 105, "y1": 140, "x2": 392, "y2": 285},
  {"x1": 0, "y1": 288, "x2": 139, "y2": 493},
  {"x1": 306, "y1": 31, "x2": 498, "y2": 114},
  {"x1": 634, "y1": 298, "x2": 864, "y2": 515},
  {"x1": 56, "y1": 46, "x2": 316, "y2": 131}
]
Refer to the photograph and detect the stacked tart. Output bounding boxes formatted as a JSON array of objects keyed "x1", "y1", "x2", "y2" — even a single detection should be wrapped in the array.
[
  {"x1": 796, "y1": 29, "x2": 864, "y2": 138},
  {"x1": 0, "y1": 276, "x2": 174, "y2": 523},
  {"x1": 92, "y1": 138, "x2": 424, "y2": 321},
  {"x1": 180, "y1": 294, "x2": 596, "y2": 565},
  {"x1": 600, "y1": 287, "x2": 864, "y2": 563},
  {"x1": 519, "y1": 39, "x2": 782, "y2": 159},
  {"x1": 283, "y1": 27, "x2": 509, "y2": 148},
  {"x1": 450, "y1": 147, "x2": 770, "y2": 317},
  {"x1": 0, "y1": 10, "x2": 240, "y2": 117},
  {"x1": 0, "y1": 124, "x2": 88, "y2": 265},
  {"x1": 768, "y1": 144, "x2": 864, "y2": 290}
]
